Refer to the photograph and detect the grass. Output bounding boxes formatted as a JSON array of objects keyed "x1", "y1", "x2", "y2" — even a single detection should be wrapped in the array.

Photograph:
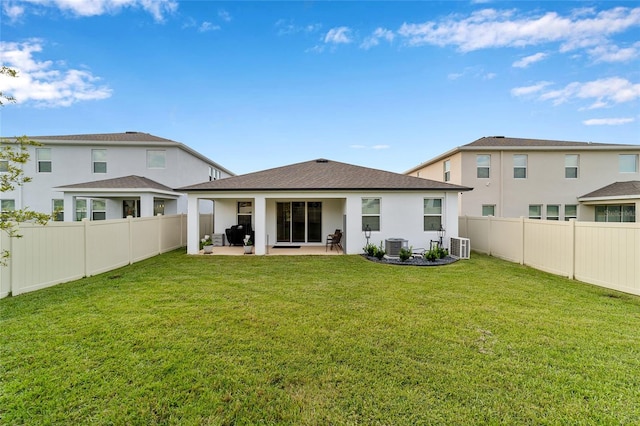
[{"x1": 1, "y1": 251, "x2": 640, "y2": 425}]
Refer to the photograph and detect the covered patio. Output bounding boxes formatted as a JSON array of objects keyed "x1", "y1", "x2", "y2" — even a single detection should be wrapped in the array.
[{"x1": 198, "y1": 245, "x2": 343, "y2": 256}]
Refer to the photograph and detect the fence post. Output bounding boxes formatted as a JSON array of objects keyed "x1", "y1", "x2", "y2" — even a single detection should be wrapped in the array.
[
  {"x1": 128, "y1": 215, "x2": 134, "y2": 265},
  {"x1": 519, "y1": 216, "x2": 525, "y2": 265},
  {"x1": 568, "y1": 219, "x2": 576, "y2": 280},
  {"x1": 487, "y1": 215, "x2": 493, "y2": 256},
  {"x1": 157, "y1": 214, "x2": 163, "y2": 255},
  {"x1": 83, "y1": 218, "x2": 90, "y2": 277}
]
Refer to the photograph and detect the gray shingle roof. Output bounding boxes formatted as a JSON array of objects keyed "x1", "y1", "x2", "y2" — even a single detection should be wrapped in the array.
[
  {"x1": 464, "y1": 136, "x2": 630, "y2": 148},
  {"x1": 579, "y1": 181, "x2": 640, "y2": 199},
  {"x1": 179, "y1": 159, "x2": 472, "y2": 192},
  {"x1": 26, "y1": 132, "x2": 175, "y2": 143},
  {"x1": 57, "y1": 175, "x2": 175, "y2": 192}
]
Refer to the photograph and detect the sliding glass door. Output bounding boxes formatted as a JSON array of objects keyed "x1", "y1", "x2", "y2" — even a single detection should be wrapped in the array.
[{"x1": 276, "y1": 202, "x2": 322, "y2": 243}]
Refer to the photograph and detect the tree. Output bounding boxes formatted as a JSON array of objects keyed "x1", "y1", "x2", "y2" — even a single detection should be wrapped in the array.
[{"x1": 0, "y1": 67, "x2": 50, "y2": 265}]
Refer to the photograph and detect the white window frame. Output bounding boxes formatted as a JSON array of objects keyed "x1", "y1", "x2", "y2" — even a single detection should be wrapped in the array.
[
  {"x1": 75, "y1": 199, "x2": 87, "y2": 221},
  {"x1": 92, "y1": 149, "x2": 107, "y2": 174},
  {"x1": 546, "y1": 205, "x2": 560, "y2": 220},
  {"x1": 564, "y1": 205, "x2": 577, "y2": 221},
  {"x1": 596, "y1": 204, "x2": 636, "y2": 222},
  {"x1": 1, "y1": 199, "x2": 15, "y2": 212},
  {"x1": 37, "y1": 148, "x2": 52, "y2": 173},
  {"x1": 565, "y1": 154, "x2": 579, "y2": 179},
  {"x1": 362, "y1": 198, "x2": 381, "y2": 232},
  {"x1": 52, "y1": 199, "x2": 64, "y2": 221},
  {"x1": 423, "y1": 198, "x2": 443, "y2": 231},
  {"x1": 147, "y1": 150, "x2": 166, "y2": 169},
  {"x1": 237, "y1": 201, "x2": 253, "y2": 228},
  {"x1": 477, "y1": 155, "x2": 490, "y2": 179},
  {"x1": 443, "y1": 160, "x2": 450, "y2": 182},
  {"x1": 209, "y1": 167, "x2": 221, "y2": 181},
  {"x1": 514, "y1": 154, "x2": 527, "y2": 179},
  {"x1": 482, "y1": 205, "x2": 495, "y2": 216},
  {"x1": 528, "y1": 204, "x2": 542, "y2": 220},
  {"x1": 92, "y1": 199, "x2": 106, "y2": 221},
  {"x1": 619, "y1": 154, "x2": 638, "y2": 173}
]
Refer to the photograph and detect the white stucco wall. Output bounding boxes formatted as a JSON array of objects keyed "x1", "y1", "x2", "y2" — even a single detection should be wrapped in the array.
[{"x1": 187, "y1": 190, "x2": 464, "y2": 255}]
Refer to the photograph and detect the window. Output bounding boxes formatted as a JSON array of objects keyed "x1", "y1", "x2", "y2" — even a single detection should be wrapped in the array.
[
  {"x1": 514, "y1": 154, "x2": 527, "y2": 179},
  {"x1": 564, "y1": 205, "x2": 577, "y2": 221},
  {"x1": 546, "y1": 205, "x2": 559, "y2": 220},
  {"x1": 123, "y1": 200, "x2": 140, "y2": 218},
  {"x1": 147, "y1": 150, "x2": 166, "y2": 169},
  {"x1": 37, "y1": 148, "x2": 52, "y2": 173},
  {"x1": 362, "y1": 198, "x2": 380, "y2": 231},
  {"x1": 482, "y1": 205, "x2": 495, "y2": 216},
  {"x1": 154, "y1": 199, "x2": 165, "y2": 216},
  {"x1": 52, "y1": 199, "x2": 64, "y2": 221},
  {"x1": 477, "y1": 155, "x2": 490, "y2": 179},
  {"x1": 237, "y1": 201, "x2": 252, "y2": 228},
  {"x1": 209, "y1": 167, "x2": 221, "y2": 181},
  {"x1": 528, "y1": 204, "x2": 542, "y2": 219},
  {"x1": 619, "y1": 154, "x2": 638, "y2": 173},
  {"x1": 595, "y1": 205, "x2": 636, "y2": 222},
  {"x1": 565, "y1": 154, "x2": 578, "y2": 179},
  {"x1": 75, "y1": 199, "x2": 87, "y2": 221},
  {"x1": 443, "y1": 160, "x2": 450, "y2": 182},
  {"x1": 0, "y1": 160, "x2": 8, "y2": 173},
  {"x1": 1, "y1": 199, "x2": 15, "y2": 212},
  {"x1": 92, "y1": 200, "x2": 106, "y2": 221},
  {"x1": 423, "y1": 198, "x2": 443, "y2": 231},
  {"x1": 92, "y1": 149, "x2": 107, "y2": 173}
]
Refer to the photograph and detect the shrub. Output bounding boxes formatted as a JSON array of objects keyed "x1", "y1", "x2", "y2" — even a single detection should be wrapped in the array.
[
  {"x1": 398, "y1": 246, "x2": 412, "y2": 262},
  {"x1": 425, "y1": 248, "x2": 438, "y2": 262},
  {"x1": 375, "y1": 241, "x2": 386, "y2": 260},
  {"x1": 363, "y1": 243, "x2": 378, "y2": 257}
]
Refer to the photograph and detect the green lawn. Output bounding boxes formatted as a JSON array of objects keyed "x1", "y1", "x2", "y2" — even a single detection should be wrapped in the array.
[{"x1": 1, "y1": 251, "x2": 639, "y2": 425}]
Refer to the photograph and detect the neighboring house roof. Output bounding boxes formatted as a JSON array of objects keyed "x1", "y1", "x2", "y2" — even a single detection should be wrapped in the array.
[
  {"x1": 56, "y1": 175, "x2": 179, "y2": 197},
  {"x1": 405, "y1": 136, "x2": 640, "y2": 174},
  {"x1": 578, "y1": 181, "x2": 640, "y2": 202},
  {"x1": 8, "y1": 131, "x2": 235, "y2": 176},
  {"x1": 178, "y1": 158, "x2": 472, "y2": 192}
]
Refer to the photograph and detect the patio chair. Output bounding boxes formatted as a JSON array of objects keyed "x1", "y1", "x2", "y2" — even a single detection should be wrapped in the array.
[{"x1": 326, "y1": 230, "x2": 343, "y2": 252}]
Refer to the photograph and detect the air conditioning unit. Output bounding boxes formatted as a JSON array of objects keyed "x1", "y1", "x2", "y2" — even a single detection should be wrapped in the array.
[
  {"x1": 385, "y1": 238, "x2": 408, "y2": 257},
  {"x1": 450, "y1": 237, "x2": 470, "y2": 259}
]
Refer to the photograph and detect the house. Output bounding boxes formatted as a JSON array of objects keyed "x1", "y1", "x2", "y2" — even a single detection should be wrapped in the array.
[
  {"x1": 179, "y1": 159, "x2": 471, "y2": 255},
  {"x1": 0, "y1": 132, "x2": 234, "y2": 221},
  {"x1": 405, "y1": 136, "x2": 640, "y2": 222}
]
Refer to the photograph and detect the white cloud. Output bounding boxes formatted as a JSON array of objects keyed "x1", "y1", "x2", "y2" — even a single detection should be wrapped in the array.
[
  {"x1": 588, "y1": 42, "x2": 640, "y2": 63},
  {"x1": 583, "y1": 117, "x2": 635, "y2": 126},
  {"x1": 372, "y1": 144, "x2": 390, "y2": 150},
  {"x1": 360, "y1": 27, "x2": 395, "y2": 49},
  {"x1": 324, "y1": 27, "x2": 352, "y2": 44},
  {"x1": 275, "y1": 19, "x2": 321, "y2": 36},
  {"x1": 218, "y1": 9, "x2": 231, "y2": 22},
  {"x1": 513, "y1": 52, "x2": 548, "y2": 68},
  {"x1": 511, "y1": 81, "x2": 552, "y2": 97},
  {"x1": 199, "y1": 22, "x2": 220, "y2": 33},
  {"x1": 0, "y1": 40, "x2": 112, "y2": 107},
  {"x1": 4, "y1": 0, "x2": 178, "y2": 22},
  {"x1": 397, "y1": 6, "x2": 640, "y2": 54},
  {"x1": 513, "y1": 77, "x2": 640, "y2": 109}
]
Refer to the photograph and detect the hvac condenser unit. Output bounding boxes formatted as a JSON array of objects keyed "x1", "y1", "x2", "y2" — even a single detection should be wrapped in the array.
[
  {"x1": 449, "y1": 237, "x2": 470, "y2": 259},
  {"x1": 385, "y1": 238, "x2": 408, "y2": 257}
]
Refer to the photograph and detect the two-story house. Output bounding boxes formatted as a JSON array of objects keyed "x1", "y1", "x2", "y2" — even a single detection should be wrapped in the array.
[
  {"x1": 405, "y1": 136, "x2": 640, "y2": 222},
  {"x1": 0, "y1": 132, "x2": 234, "y2": 221}
]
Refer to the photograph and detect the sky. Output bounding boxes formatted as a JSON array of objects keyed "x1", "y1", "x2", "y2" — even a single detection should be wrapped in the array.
[{"x1": 1, "y1": 1, "x2": 639, "y2": 176}]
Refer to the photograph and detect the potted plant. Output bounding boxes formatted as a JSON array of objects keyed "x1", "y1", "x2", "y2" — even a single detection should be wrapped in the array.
[
  {"x1": 243, "y1": 235, "x2": 253, "y2": 254},
  {"x1": 200, "y1": 235, "x2": 214, "y2": 254}
]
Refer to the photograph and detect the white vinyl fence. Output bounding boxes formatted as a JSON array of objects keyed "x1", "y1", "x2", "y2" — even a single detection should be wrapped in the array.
[
  {"x1": 0, "y1": 214, "x2": 214, "y2": 298},
  {"x1": 459, "y1": 216, "x2": 640, "y2": 296}
]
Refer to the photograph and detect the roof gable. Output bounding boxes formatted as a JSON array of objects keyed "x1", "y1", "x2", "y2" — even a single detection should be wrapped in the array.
[
  {"x1": 179, "y1": 159, "x2": 472, "y2": 192},
  {"x1": 57, "y1": 175, "x2": 175, "y2": 192}
]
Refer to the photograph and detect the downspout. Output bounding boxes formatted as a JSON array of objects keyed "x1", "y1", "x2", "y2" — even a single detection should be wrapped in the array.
[{"x1": 500, "y1": 150, "x2": 504, "y2": 217}]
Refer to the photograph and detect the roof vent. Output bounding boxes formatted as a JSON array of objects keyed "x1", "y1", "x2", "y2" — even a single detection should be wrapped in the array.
[
  {"x1": 125, "y1": 131, "x2": 139, "y2": 134},
  {"x1": 316, "y1": 159, "x2": 329, "y2": 163},
  {"x1": 494, "y1": 136, "x2": 505, "y2": 138}
]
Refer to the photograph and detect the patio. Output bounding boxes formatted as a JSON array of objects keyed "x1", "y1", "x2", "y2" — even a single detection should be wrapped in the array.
[{"x1": 200, "y1": 245, "x2": 343, "y2": 256}]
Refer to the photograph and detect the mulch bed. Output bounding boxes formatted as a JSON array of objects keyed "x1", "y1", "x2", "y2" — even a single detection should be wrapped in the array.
[{"x1": 362, "y1": 254, "x2": 458, "y2": 267}]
